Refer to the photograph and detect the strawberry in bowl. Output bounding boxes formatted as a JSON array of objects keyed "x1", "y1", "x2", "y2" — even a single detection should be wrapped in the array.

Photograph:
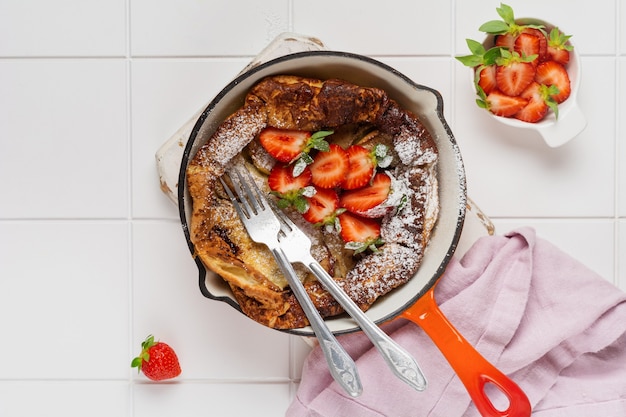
[{"x1": 457, "y1": 3, "x2": 586, "y2": 147}]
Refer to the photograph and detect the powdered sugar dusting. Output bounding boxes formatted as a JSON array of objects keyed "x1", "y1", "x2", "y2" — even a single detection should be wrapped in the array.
[
  {"x1": 357, "y1": 171, "x2": 409, "y2": 218},
  {"x1": 341, "y1": 243, "x2": 419, "y2": 306},
  {"x1": 393, "y1": 125, "x2": 437, "y2": 167},
  {"x1": 193, "y1": 106, "x2": 267, "y2": 172}
]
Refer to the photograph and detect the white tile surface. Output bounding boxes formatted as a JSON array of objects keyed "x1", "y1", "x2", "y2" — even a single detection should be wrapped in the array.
[
  {"x1": 130, "y1": 0, "x2": 289, "y2": 57},
  {"x1": 1, "y1": 0, "x2": 624, "y2": 415},
  {"x1": 380, "y1": 57, "x2": 454, "y2": 122},
  {"x1": 0, "y1": 59, "x2": 129, "y2": 219},
  {"x1": 0, "y1": 381, "x2": 129, "y2": 417},
  {"x1": 133, "y1": 382, "x2": 291, "y2": 417},
  {"x1": 294, "y1": 0, "x2": 452, "y2": 55},
  {"x1": 0, "y1": 0, "x2": 126, "y2": 57},
  {"x1": 0, "y1": 221, "x2": 129, "y2": 379}
]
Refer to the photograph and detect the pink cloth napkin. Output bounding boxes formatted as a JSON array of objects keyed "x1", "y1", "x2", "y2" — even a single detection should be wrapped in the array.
[{"x1": 286, "y1": 227, "x2": 626, "y2": 417}]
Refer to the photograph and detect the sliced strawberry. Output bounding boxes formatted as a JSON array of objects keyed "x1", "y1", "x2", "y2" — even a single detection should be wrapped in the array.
[
  {"x1": 486, "y1": 90, "x2": 528, "y2": 117},
  {"x1": 514, "y1": 33, "x2": 540, "y2": 63},
  {"x1": 514, "y1": 82, "x2": 549, "y2": 123},
  {"x1": 535, "y1": 60, "x2": 571, "y2": 103},
  {"x1": 547, "y1": 46, "x2": 570, "y2": 66},
  {"x1": 302, "y1": 187, "x2": 341, "y2": 225},
  {"x1": 495, "y1": 33, "x2": 516, "y2": 50},
  {"x1": 476, "y1": 64, "x2": 498, "y2": 95},
  {"x1": 338, "y1": 212, "x2": 381, "y2": 245},
  {"x1": 495, "y1": 59, "x2": 535, "y2": 96},
  {"x1": 309, "y1": 144, "x2": 349, "y2": 189},
  {"x1": 342, "y1": 145, "x2": 375, "y2": 190},
  {"x1": 547, "y1": 28, "x2": 573, "y2": 65},
  {"x1": 259, "y1": 127, "x2": 311, "y2": 163},
  {"x1": 339, "y1": 172, "x2": 391, "y2": 216},
  {"x1": 268, "y1": 164, "x2": 312, "y2": 194},
  {"x1": 521, "y1": 27, "x2": 548, "y2": 62},
  {"x1": 267, "y1": 164, "x2": 312, "y2": 212}
]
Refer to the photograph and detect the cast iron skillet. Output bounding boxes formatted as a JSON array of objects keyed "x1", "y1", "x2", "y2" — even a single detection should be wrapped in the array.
[{"x1": 178, "y1": 51, "x2": 531, "y2": 417}]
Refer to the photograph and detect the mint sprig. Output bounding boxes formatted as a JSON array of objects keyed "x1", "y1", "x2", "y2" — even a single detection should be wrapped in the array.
[{"x1": 291, "y1": 130, "x2": 334, "y2": 177}]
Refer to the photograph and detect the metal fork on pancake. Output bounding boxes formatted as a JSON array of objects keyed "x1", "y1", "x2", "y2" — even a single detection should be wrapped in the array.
[
  {"x1": 219, "y1": 169, "x2": 362, "y2": 397},
  {"x1": 270, "y1": 194, "x2": 427, "y2": 392},
  {"x1": 221, "y1": 167, "x2": 427, "y2": 393}
]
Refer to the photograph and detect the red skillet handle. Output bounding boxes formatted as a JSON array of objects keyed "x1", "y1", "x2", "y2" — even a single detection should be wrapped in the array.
[{"x1": 400, "y1": 286, "x2": 531, "y2": 417}]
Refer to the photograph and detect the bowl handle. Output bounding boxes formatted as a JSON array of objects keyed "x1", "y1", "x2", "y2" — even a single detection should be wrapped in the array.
[
  {"x1": 400, "y1": 286, "x2": 531, "y2": 417},
  {"x1": 538, "y1": 103, "x2": 587, "y2": 148}
]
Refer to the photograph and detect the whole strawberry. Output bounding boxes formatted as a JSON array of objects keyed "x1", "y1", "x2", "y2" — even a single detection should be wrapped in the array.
[{"x1": 131, "y1": 335, "x2": 181, "y2": 381}]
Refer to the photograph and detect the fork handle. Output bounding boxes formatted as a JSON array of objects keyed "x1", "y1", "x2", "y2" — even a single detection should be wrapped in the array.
[
  {"x1": 308, "y1": 260, "x2": 427, "y2": 392},
  {"x1": 271, "y1": 247, "x2": 363, "y2": 398}
]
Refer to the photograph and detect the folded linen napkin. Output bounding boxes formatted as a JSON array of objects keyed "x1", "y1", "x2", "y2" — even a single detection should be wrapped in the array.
[{"x1": 286, "y1": 227, "x2": 626, "y2": 417}]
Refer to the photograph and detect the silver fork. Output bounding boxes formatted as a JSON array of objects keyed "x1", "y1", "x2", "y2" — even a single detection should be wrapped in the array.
[
  {"x1": 271, "y1": 204, "x2": 428, "y2": 392},
  {"x1": 219, "y1": 169, "x2": 363, "y2": 398}
]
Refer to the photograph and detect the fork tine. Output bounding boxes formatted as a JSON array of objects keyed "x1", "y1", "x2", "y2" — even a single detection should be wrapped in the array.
[
  {"x1": 268, "y1": 199, "x2": 295, "y2": 234},
  {"x1": 219, "y1": 174, "x2": 249, "y2": 220},
  {"x1": 234, "y1": 168, "x2": 271, "y2": 216},
  {"x1": 231, "y1": 170, "x2": 255, "y2": 216},
  {"x1": 239, "y1": 169, "x2": 267, "y2": 212}
]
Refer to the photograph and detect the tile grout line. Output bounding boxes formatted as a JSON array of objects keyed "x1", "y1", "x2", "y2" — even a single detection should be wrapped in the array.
[
  {"x1": 614, "y1": 0, "x2": 621, "y2": 288},
  {"x1": 125, "y1": 0, "x2": 136, "y2": 415}
]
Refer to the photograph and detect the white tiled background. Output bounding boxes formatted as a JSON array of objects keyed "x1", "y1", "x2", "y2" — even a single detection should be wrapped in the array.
[{"x1": 0, "y1": 0, "x2": 624, "y2": 416}]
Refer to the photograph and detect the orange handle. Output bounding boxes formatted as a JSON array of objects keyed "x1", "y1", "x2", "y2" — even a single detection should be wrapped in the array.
[{"x1": 401, "y1": 287, "x2": 531, "y2": 417}]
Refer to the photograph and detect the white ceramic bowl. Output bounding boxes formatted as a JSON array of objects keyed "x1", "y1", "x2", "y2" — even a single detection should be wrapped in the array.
[{"x1": 479, "y1": 18, "x2": 586, "y2": 147}]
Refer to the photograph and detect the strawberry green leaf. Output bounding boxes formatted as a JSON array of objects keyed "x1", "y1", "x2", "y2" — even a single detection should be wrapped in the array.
[
  {"x1": 483, "y1": 47, "x2": 505, "y2": 64},
  {"x1": 131, "y1": 335, "x2": 157, "y2": 372},
  {"x1": 495, "y1": 48, "x2": 534, "y2": 65},
  {"x1": 466, "y1": 38, "x2": 486, "y2": 55},
  {"x1": 548, "y1": 27, "x2": 574, "y2": 51},
  {"x1": 456, "y1": 39, "x2": 488, "y2": 67},
  {"x1": 541, "y1": 84, "x2": 561, "y2": 119},
  {"x1": 479, "y1": 20, "x2": 510, "y2": 34},
  {"x1": 456, "y1": 54, "x2": 483, "y2": 67},
  {"x1": 131, "y1": 357, "x2": 143, "y2": 369},
  {"x1": 457, "y1": 42, "x2": 504, "y2": 68},
  {"x1": 496, "y1": 3, "x2": 515, "y2": 25}
]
